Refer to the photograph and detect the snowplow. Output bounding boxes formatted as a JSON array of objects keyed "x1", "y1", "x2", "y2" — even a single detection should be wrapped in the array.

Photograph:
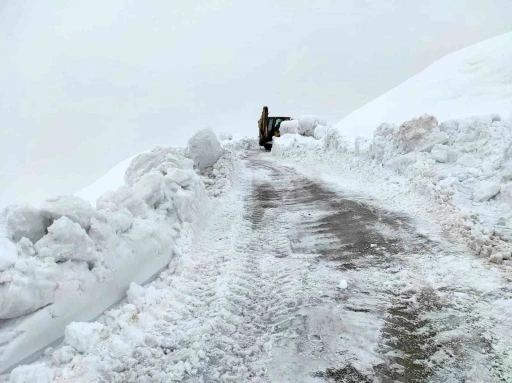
[{"x1": 258, "y1": 106, "x2": 291, "y2": 150}]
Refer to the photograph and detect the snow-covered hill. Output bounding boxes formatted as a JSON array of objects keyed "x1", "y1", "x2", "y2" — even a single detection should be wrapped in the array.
[{"x1": 335, "y1": 32, "x2": 512, "y2": 138}]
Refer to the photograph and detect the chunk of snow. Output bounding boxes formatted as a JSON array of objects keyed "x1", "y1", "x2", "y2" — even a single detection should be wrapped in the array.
[
  {"x1": 314, "y1": 125, "x2": 328, "y2": 140},
  {"x1": 127, "y1": 282, "x2": 145, "y2": 304},
  {"x1": 5, "y1": 205, "x2": 49, "y2": 243},
  {"x1": 0, "y1": 274, "x2": 56, "y2": 319},
  {"x1": 472, "y1": 181, "x2": 500, "y2": 202},
  {"x1": 173, "y1": 189, "x2": 197, "y2": 223},
  {"x1": 166, "y1": 168, "x2": 193, "y2": 187},
  {"x1": 431, "y1": 144, "x2": 458, "y2": 163},
  {"x1": 16, "y1": 237, "x2": 36, "y2": 257},
  {"x1": 185, "y1": 128, "x2": 222, "y2": 170},
  {"x1": 131, "y1": 171, "x2": 166, "y2": 208},
  {"x1": 34, "y1": 216, "x2": 98, "y2": 263},
  {"x1": 338, "y1": 279, "x2": 348, "y2": 289},
  {"x1": 9, "y1": 363, "x2": 53, "y2": 383},
  {"x1": 280, "y1": 120, "x2": 299, "y2": 135},
  {"x1": 51, "y1": 345, "x2": 76, "y2": 366},
  {"x1": 489, "y1": 253, "x2": 503, "y2": 264},
  {"x1": 298, "y1": 115, "x2": 326, "y2": 137},
  {"x1": 0, "y1": 237, "x2": 18, "y2": 271},
  {"x1": 397, "y1": 114, "x2": 439, "y2": 152},
  {"x1": 97, "y1": 187, "x2": 149, "y2": 219},
  {"x1": 417, "y1": 131, "x2": 449, "y2": 152},
  {"x1": 65, "y1": 322, "x2": 109, "y2": 353},
  {"x1": 40, "y1": 196, "x2": 96, "y2": 230},
  {"x1": 125, "y1": 146, "x2": 184, "y2": 186}
]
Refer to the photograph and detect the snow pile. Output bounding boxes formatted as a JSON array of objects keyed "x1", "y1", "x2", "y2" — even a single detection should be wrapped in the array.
[
  {"x1": 185, "y1": 128, "x2": 222, "y2": 170},
  {"x1": 273, "y1": 113, "x2": 512, "y2": 264},
  {"x1": 0, "y1": 145, "x2": 214, "y2": 374},
  {"x1": 335, "y1": 32, "x2": 512, "y2": 138}
]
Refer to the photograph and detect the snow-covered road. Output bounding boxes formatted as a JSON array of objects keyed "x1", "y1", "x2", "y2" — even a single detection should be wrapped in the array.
[{"x1": 5, "y1": 151, "x2": 512, "y2": 382}]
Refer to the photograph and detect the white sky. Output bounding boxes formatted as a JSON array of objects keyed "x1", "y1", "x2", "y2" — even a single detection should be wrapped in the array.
[{"x1": 1, "y1": 0, "x2": 511, "y2": 205}]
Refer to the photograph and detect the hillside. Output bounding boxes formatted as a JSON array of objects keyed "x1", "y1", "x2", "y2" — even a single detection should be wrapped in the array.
[{"x1": 335, "y1": 32, "x2": 512, "y2": 137}]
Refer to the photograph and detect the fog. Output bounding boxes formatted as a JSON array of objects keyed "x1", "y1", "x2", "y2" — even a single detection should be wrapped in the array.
[{"x1": 1, "y1": 0, "x2": 511, "y2": 205}]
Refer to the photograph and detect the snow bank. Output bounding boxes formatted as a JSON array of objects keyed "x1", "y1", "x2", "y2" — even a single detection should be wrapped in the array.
[
  {"x1": 3, "y1": 143, "x2": 245, "y2": 381},
  {"x1": 0, "y1": 144, "x2": 220, "y2": 374},
  {"x1": 273, "y1": 113, "x2": 512, "y2": 264},
  {"x1": 335, "y1": 32, "x2": 512, "y2": 138},
  {"x1": 185, "y1": 128, "x2": 222, "y2": 170}
]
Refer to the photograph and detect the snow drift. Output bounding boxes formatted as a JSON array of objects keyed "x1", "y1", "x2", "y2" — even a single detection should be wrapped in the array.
[
  {"x1": 0, "y1": 142, "x2": 240, "y2": 374},
  {"x1": 335, "y1": 32, "x2": 512, "y2": 138}
]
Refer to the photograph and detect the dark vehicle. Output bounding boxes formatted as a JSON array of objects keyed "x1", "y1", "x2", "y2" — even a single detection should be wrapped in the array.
[{"x1": 258, "y1": 106, "x2": 291, "y2": 150}]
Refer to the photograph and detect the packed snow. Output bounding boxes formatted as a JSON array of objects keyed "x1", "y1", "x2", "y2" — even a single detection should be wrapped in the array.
[
  {"x1": 335, "y1": 31, "x2": 512, "y2": 138},
  {"x1": 0, "y1": 137, "x2": 241, "y2": 374}
]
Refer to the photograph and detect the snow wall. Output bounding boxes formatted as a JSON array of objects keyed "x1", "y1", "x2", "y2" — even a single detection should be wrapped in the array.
[{"x1": 0, "y1": 129, "x2": 238, "y2": 374}]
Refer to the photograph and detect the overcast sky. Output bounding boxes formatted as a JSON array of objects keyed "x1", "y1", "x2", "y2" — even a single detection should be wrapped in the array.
[{"x1": 1, "y1": 0, "x2": 511, "y2": 206}]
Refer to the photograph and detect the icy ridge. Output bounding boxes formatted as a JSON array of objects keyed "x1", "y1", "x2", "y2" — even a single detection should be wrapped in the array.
[{"x1": 273, "y1": 113, "x2": 512, "y2": 265}]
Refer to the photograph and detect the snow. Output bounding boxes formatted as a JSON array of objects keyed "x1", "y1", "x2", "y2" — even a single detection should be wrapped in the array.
[
  {"x1": 335, "y1": 32, "x2": 512, "y2": 138},
  {"x1": 4, "y1": 206, "x2": 49, "y2": 244},
  {"x1": 218, "y1": 132, "x2": 233, "y2": 141},
  {"x1": 64, "y1": 322, "x2": 110, "y2": 353},
  {"x1": 40, "y1": 196, "x2": 96, "y2": 231},
  {"x1": 131, "y1": 171, "x2": 166, "y2": 208},
  {"x1": 8, "y1": 363, "x2": 53, "y2": 383},
  {"x1": 0, "y1": 141, "x2": 234, "y2": 374},
  {"x1": 473, "y1": 180, "x2": 501, "y2": 202},
  {"x1": 431, "y1": 144, "x2": 458, "y2": 163},
  {"x1": 279, "y1": 120, "x2": 299, "y2": 135},
  {"x1": 338, "y1": 279, "x2": 348, "y2": 289},
  {"x1": 0, "y1": 238, "x2": 18, "y2": 272},
  {"x1": 34, "y1": 217, "x2": 98, "y2": 263},
  {"x1": 125, "y1": 146, "x2": 190, "y2": 186},
  {"x1": 185, "y1": 128, "x2": 222, "y2": 170},
  {"x1": 76, "y1": 155, "x2": 137, "y2": 206},
  {"x1": 273, "y1": 112, "x2": 512, "y2": 263},
  {"x1": 297, "y1": 115, "x2": 326, "y2": 137}
]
